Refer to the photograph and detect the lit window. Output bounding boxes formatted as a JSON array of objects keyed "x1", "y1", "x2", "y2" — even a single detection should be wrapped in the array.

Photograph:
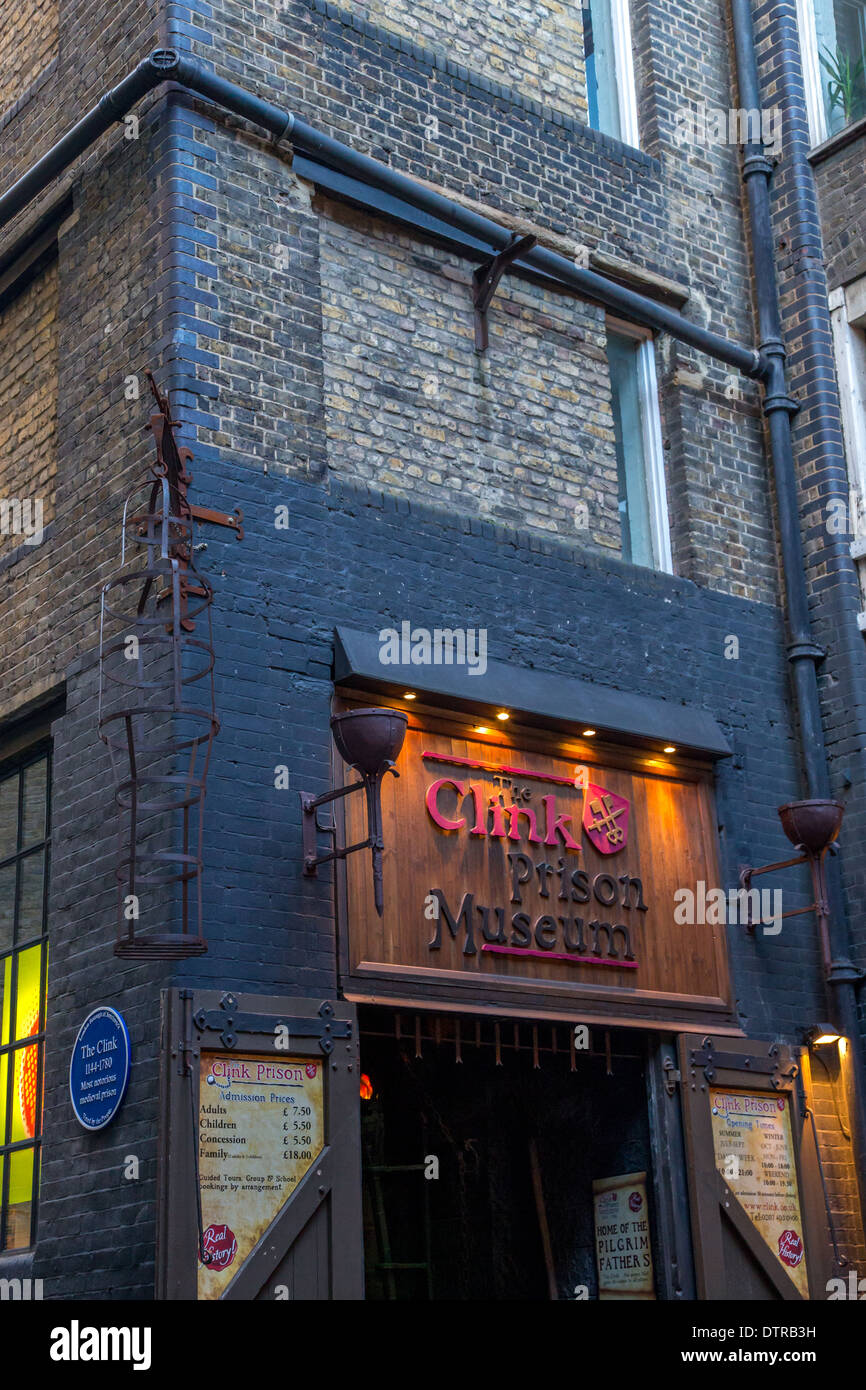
[
  {"x1": 607, "y1": 327, "x2": 672, "y2": 572},
  {"x1": 798, "y1": 0, "x2": 866, "y2": 141},
  {"x1": 0, "y1": 747, "x2": 50, "y2": 1251},
  {"x1": 582, "y1": 0, "x2": 640, "y2": 145}
]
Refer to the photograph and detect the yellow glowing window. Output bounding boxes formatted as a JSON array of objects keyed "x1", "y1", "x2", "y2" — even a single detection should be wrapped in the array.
[{"x1": 0, "y1": 747, "x2": 50, "y2": 1252}]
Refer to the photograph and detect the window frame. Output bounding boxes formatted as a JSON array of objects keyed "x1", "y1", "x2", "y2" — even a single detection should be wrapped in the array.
[
  {"x1": 797, "y1": 0, "x2": 866, "y2": 144},
  {"x1": 611, "y1": 0, "x2": 641, "y2": 148},
  {"x1": 797, "y1": 0, "x2": 830, "y2": 145},
  {"x1": 606, "y1": 317, "x2": 673, "y2": 574},
  {"x1": 0, "y1": 739, "x2": 51, "y2": 1254},
  {"x1": 585, "y1": 0, "x2": 641, "y2": 148}
]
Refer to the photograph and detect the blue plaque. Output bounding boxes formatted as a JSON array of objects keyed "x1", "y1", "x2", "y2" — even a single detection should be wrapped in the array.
[{"x1": 69, "y1": 1007, "x2": 131, "y2": 1131}]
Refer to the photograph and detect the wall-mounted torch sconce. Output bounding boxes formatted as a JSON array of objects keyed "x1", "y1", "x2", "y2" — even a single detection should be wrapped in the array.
[
  {"x1": 739, "y1": 798, "x2": 846, "y2": 978},
  {"x1": 300, "y1": 708, "x2": 408, "y2": 916}
]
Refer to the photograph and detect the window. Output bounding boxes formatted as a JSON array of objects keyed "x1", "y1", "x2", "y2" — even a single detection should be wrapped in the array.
[
  {"x1": 0, "y1": 746, "x2": 49, "y2": 1251},
  {"x1": 607, "y1": 327, "x2": 672, "y2": 572},
  {"x1": 798, "y1": 0, "x2": 866, "y2": 142},
  {"x1": 829, "y1": 277, "x2": 866, "y2": 623},
  {"x1": 582, "y1": 0, "x2": 640, "y2": 145}
]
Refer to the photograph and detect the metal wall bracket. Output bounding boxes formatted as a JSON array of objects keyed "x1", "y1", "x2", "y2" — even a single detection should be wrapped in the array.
[
  {"x1": 192, "y1": 992, "x2": 352, "y2": 1053},
  {"x1": 189, "y1": 503, "x2": 244, "y2": 541},
  {"x1": 472, "y1": 233, "x2": 537, "y2": 352}
]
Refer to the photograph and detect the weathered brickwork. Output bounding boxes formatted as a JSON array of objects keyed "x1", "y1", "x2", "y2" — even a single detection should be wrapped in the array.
[
  {"x1": 0, "y1": 263, "x2": 58, "y2": 525},
  {"x1": 812, "y1": 131, "x2": 866, "y2": 292},
  {"x1": 0, "y1": 0, "x2": 185, "y2": 1301},
  {"x1": 0, "y1": 0, "x2": 58, "y2": 117},
  {"x1": 0, "y1": 264, "x2": 59, "y2": 720},
  {"x1": 345, "y1": 0, "x2": 588, "y2": 118},
  {"x1": 171, "y1": 0, "x2": 778, "y2": 604},
  {"x1": 320, "y1": 204, "x2": 618, "y2": 544},
  {"x1": 753, "y1": 0, "x2": 866, "y2": 1033}
]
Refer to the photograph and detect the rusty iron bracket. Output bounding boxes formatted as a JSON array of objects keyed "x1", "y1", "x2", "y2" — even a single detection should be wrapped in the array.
[
  {"x1": 300, "y1": 763, "x2": 399, "y2": 876},
  {"x1": 472, "y1": 234, "x2": 537, "y2": 352},
  {"x1": 189, "y1": 503, "x2": 244, "y2": 540},
  {"x1": 193, "y1": 993, "x2": 352, "y2": 1053}
]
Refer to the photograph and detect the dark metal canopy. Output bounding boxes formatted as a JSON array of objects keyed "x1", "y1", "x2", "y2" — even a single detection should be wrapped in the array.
[{"x1": 333, "y1": 626, "x2": 731, "y2": 758}]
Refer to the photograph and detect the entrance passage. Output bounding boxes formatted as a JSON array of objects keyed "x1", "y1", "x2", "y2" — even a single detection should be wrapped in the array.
[{"x1": 359, "y1": 1008, "x2": 658, "y2": 1300}]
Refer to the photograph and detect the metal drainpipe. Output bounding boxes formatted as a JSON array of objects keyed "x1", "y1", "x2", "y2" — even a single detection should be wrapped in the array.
[
  {"x1": 730, "y1": 0, "x2": 866, "y2": 1215},
  {"x1": 0, "y1": 50, "x2": 762, "y2": 378}
]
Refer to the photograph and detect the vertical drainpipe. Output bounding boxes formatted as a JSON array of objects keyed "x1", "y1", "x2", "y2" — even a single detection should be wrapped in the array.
[{"x1": 729, "y1": 0, "x2": 866, "y2": 1224}]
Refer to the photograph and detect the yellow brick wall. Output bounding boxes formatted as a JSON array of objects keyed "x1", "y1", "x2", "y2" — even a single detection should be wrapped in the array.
[
  {"x1": 0, "y1": 264, "x2": 58, "y2": 545},
  {"x1": 0, "y1": 0, "x2": 59, "y2": 112},
  {"x1": 358, "y1": 0, "x2": 587, "y2": 116}
]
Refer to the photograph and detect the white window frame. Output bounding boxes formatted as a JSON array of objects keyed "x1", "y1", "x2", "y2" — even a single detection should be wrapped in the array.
[
  {"x1": 796, "y1": 0, "x2": 831, "y2": 144},
  {"x1": 587, "y1": 0, "x2": 641, "y2": 147},
  {"x1": 611, "y1": 0, "x2": 641, "y2": 149},
  {"x1": 636, "y1": 337, "x2": 673, "y2": 572},
  {"x1": 607, "y1": 317, "x2": 673, "y2": 573},
  {"x1": 829, "y1": 279, "x2": 866, "y2": 630}
]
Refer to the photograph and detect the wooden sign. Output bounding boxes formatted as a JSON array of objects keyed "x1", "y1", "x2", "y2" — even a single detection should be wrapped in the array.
[
  {"x1": 709, "y1": 1088, "x2": 809, "y2": 1298},
  {"x1": 593, "y1": 1171, "x2": 655, "y2": 1299},
  {"x1": 340, "y1": 708, "x2": 734, "y2": 1029}
]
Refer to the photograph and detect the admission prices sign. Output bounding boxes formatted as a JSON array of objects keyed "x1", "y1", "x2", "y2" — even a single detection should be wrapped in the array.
[{"x1": 197, "y1": 1052, "x2": 324, "y2": 1299}]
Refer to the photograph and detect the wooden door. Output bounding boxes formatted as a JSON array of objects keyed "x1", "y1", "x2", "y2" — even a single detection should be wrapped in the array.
[
  {"x1": 678, "y1": 1034, "x2": 821, "y2": 1300},
  {"x1": 157, "y1": 990, "x2": 364, "y2": 1300}
]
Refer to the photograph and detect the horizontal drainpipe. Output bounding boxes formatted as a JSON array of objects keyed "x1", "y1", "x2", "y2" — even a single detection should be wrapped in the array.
[
  {"x1": 0, "y1": 48, "x2": 763, "y2": 379},
  {"x1": 730, "y1": 0, "x2": 866, "y2": 1221}
]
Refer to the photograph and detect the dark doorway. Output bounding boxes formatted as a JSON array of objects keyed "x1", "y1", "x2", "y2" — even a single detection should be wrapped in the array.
[{"x1": 359, "y1": 1009, "x2": 658, "y2": 1300}]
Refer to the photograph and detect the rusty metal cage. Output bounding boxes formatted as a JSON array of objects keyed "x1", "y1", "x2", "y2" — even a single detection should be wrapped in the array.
[{"x1": 98, "y1": 377, "x2": 219, "y2": 958}]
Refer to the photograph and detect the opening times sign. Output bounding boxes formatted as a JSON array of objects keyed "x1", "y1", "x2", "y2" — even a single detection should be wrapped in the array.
[
  {"x1": 197, "y1": 1052, "x2": 324, "y2": 1299},
  {"x1": 710, "y1": 1088, "x2": 809, "y2": 1298}
]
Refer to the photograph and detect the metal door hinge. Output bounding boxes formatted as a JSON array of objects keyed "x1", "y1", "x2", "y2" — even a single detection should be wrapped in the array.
[{"x1": 663, "y1": 1057, "x2": 681, "y2": 1095}]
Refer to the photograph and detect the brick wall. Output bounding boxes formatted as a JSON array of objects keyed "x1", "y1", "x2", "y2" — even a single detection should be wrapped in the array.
[
  {"x1": 812, "y1": 130, "x2": 866, "y2": 292},
  {"x1": 0, "y1": 263, "x2": 58, "y2": 523},
  {"x1": 319, "y1": 203, "x2": 618, "y2": 545},
  {"x1": 168, "y1": 0, "x2": 779, "y2": 606},
  {"x1": 753, "y1": 2, "x2": 866, "y2": 1043},
  {"x1": 0, "y1": 0, "x2": 58, "y2": 117},
  {"x1": 0, "y1": 0, "x2": 186, "y2": 1298},
  {"x1": 344, "y1": 0, "x2": 588, "y2": 117}
]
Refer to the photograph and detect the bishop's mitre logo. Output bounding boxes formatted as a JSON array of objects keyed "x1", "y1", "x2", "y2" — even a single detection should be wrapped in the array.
[{"x1": 582, "y1": 783, "x2": 629, "y2": 855}]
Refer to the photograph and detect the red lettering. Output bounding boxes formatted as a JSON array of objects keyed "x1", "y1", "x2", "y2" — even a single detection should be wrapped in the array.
[
  {"x1": 507, "y1": 805, "x2": 541, "y2": 843},
  {"x1": 542, "y1": 794, "x2": 580, "y2": 850},
  {"x1": 425, "y1": 778, "x2": 467, "y2": 831}
]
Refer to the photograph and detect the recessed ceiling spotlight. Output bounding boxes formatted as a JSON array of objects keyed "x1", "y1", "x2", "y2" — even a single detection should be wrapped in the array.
[
  {"x1": 403, "y1": 692, "x2": 417, "y2": 700},
  {"x1": 582, "y1": 728, "x2": 596, "y2": 737},
  {"x1": 496, "y1": 711, "x2": 510, "y2": 721},
  {"x1": 664, "y1": 745, "x2": 676, "y2": 754}
]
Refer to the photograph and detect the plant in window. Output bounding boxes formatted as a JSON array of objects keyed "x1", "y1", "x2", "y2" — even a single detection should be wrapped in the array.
[{"x1": 819, "y1": 44, "x2": 866, "y2": 125}]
